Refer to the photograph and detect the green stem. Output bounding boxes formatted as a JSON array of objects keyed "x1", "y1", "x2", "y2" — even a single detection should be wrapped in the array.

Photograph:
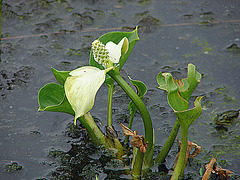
[
  {"x1": 170, "y1": 125, "x2": 188, "y2": 180},
  {"x1": 128, "y1": 112, "x2": 135, "y2": 129},
  {"x1": 107, "y1": 83, "x2": 114, "y2": 127},
  {"x1": 132, "y1": 148, "x2": 144, "y2": 180},
  {"x1": 155, "y1": 119, "x2": 180, "y2": 164},
  {"x1": 106, "y1": 81, "x2": 124, "y2": 156},
  {"x1": 80, "y1": 113, "x2": 110, "y2": 148},
  {"x1": 124, "y1": 110, "x2": 136, "y2": 147},
  {"x1": 108, "y1": 69, "x2": 153, "y2": 166}
]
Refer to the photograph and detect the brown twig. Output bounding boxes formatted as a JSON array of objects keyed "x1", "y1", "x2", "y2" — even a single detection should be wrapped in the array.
[
  {"x1": 202, "y1": 157, "x2": 234, "y2": 179},
  {"x1": 202, "y1": 158, "x2": 216, "y2": 180}
]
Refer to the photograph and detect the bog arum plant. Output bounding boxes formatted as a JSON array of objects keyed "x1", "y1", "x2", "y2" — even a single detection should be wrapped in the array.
[
  {"x1": 65, "y1": 37, "x2": 128, "y2": 125},
  {"x1": 64, "y1": 38, "x2": 128, "y2": 125},
  {"x1": 38, "y1": 28, "x2": 205, "y2": 179}
]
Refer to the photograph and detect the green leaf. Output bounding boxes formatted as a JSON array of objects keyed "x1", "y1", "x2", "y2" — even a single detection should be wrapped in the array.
[
  {"x1": 38, "y1": 83, "x2": 74, "y2": 115},
  {"x1": 128, "y1": 77, "x2": 147, "y2": 117},
  {"x1": 129, "y1": 76, "x2": 147, "y2": 98},
  {"x1": 175, "y1": 96, "x2": 203, "y2": 129},
  {"x1": 89, "y1": 27, "x2": 139, "y2": 70},
  {"x1": 179, "y1": 63, "x2": 201, "y2": 101},
  {"x1": 156, "y1": 64, "x2": 201, "y2": 102},
  {"x1": 199, "y1": 167, "x2": 203, "y2": 176},
  {"x1": 51, "y1": 67, "x2": 70, "y2": 86},
  {"x1": 156, "y1": 72, "x2": 167, "y2": 91},
  {"x1": 161, "y1": 73, "x2": 188, "y2": 111},
  {"x1": 175, "y1": 78, "x2": 189, "y2": 92}
]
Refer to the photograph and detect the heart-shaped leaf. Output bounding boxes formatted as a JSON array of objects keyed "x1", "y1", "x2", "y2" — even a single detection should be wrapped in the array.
[
  {"x1": 38, "y1": 83, "x2": 74, "y2": 115},
  {"x1": 51, "y1": 67, "x2": 70, "y2": 86}
]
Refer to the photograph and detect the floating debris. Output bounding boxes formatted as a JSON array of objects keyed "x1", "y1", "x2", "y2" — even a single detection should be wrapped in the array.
[
  {"x1": 202, "y1": 157, "x2": 234, "y2": 179},
  {"x1": 226, "y1": 43, "x2": 240, "y2": 53},
  {"x1": 202, "y1": 157, "x2": 216, "y2": 180},
  {"x1": 214, "y1": 109, "x2": 240, "y2": 125},
  {"x1": 5, "y1": 162, "x2": 23, "y2": 173}
]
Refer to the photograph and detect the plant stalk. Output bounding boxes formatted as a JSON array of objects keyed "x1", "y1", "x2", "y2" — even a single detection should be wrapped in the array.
[
  {"x1": 80, "y1": 113, "x2": 110, "y2": 148},
  {"x1": 124, "y1": 110, "x2": 136, "y2": 147},
  {"x1": 155, "y1": 119, "x2": 180, "y2": 164},
  {"x1": 132, "y1": 148, "x2": 144, "y2": 180},
  {"x1": 170, "y1": 124, "x2": 188, "y2": 180},
  {"x1": 106, "y1": 81, "x2": 124, "y2": 156},
  {"x1": 108, "y1": 69, "x2": 153, "y2": 165},
  {"x1": 107, "y1": 83, "x2": 114, "y2": 127}
]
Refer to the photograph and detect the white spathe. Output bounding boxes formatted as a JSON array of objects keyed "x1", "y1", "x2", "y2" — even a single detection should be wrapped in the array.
[
  {"x1": 65, "y1": 66, "x2": 106, "y2": 124},
  {"x1": 105, "y1": 37, "x2": 128, "y2": 63}
]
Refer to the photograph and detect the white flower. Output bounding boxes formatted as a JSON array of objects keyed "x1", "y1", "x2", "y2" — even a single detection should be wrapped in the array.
[
  {"x1": 65, "y1": 66, "x2": 113, "y2": 125},
  {"x1": 64, "y1": 37, "x2": 128, "y2": 125},
  {"x1": 92, "y1": 37, "x2": 128, "y2": 68},
  {"x1": 105, "y1": 37, "x2": 128, "y2": 63}
]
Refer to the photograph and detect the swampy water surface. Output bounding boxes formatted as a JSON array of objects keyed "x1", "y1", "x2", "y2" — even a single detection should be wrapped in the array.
[{"x1": 0, "y1": 0, "x2": 240, "y2": 179}]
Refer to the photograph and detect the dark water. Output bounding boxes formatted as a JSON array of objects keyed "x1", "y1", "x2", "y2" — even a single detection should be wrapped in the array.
[{"x1": 1, "y1": 0, "x2": 240, "y2": 179}]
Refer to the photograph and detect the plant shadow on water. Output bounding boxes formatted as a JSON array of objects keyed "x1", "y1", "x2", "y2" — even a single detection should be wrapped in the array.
[
  {"x1": 46, "y1": 123, "x2": 129, "y2": 180},
  {"x1": 1, "y1": 0, "x2": 240, "y2": 179}
]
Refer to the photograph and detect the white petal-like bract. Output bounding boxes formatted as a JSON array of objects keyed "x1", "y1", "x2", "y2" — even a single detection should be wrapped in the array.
[
  {"x1": 105, "y1": 37, "x2": 128, "y2": 63},
  {"x1": 65, "y1": 66, "x2": 106, "y2": 124}
]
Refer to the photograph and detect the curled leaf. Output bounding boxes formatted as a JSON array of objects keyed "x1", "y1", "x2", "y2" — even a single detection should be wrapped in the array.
[
  {"x1": 188, "y1": 142, "x2": 201, "y2": 158},
  {"x1": 128, "y1": 76, "x2": 147, "y2": 120},
  {"x1": 121, "y1": 123, "x2": 137, "y2": 136},
  {"x1": 175, "y1": 96, "x2": 203, "y2": 129},
  {"x1": 51, "y1": 67, "x2": 70, "y2": 86},
  {"x1": 120, "y1": 123, "x2": 148, "y2": 154}
]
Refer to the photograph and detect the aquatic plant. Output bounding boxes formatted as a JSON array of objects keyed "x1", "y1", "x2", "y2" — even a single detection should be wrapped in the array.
[{"x1": 38, "y1": 27, "x2": 203, "y2": 179}]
